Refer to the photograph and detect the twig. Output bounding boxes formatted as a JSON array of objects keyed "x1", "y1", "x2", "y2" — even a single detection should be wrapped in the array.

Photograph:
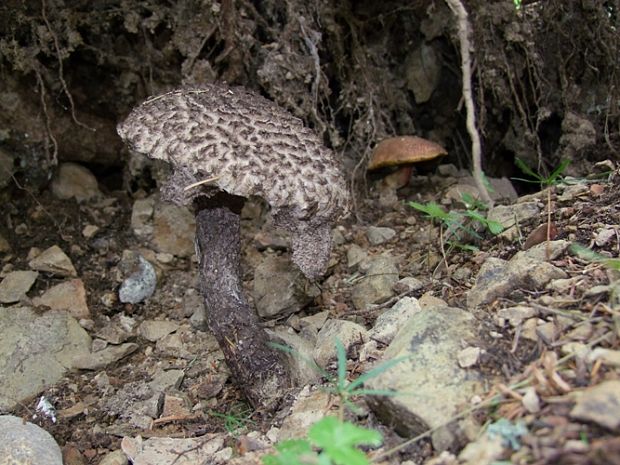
[
  {"x1": 184, "y1": 175, "x2": 221, "y2": 191},
  {"x1": 35, "y1": 69, "x2": 58, "y2": 166},
  {"x1": 444, "y1": 0, "x2": 493, "y2": 206}
]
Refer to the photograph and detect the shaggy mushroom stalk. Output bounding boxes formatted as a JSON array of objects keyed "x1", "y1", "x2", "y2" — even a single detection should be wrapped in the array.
[
  {"x1": 117, "y1": 84, "x2": 349, "y2": 408},
  {"x1": 195, "y1": 195, "x2": 288, "y2": 408}
]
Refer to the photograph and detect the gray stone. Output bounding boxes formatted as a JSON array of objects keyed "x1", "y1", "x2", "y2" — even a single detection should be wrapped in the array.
[
  {"x1": 570, "y1": 380, "x2": 620, "y2": 429},
  {"x1": 152, "y1": 202, "x2": 196, "y2": 257},
  {"x1": 393, "y1": 276, "x2": 424, "y2": 294},
  {"x1": 138, "y1": 320, "x2": 180, "y2": 342},
  {"x1": 369, "y1": 297, "x2": 421, "y2": 345},
  {"x1": 119, "y1": 252, "x2": 157, "y2": 304},
  {"x1": 367, "y1": 226, "x2": 397, "y2": 245},
  {"x1": 276, "y1": 388, "x2": 331, "y2": 441},
  {"x1": 366, "y1": 306, "x2": 483, "y2": 451},
  {"x1": 0, "y1": 307, "x2": 91, "y2": 410},
  {"x1": 487, "y1": 202, "x2": 541, "y2": 240},
  {"x1": 28, "y1": 245, "x2": 77, "y2": 277},
  {"x1": 121, "y1": 434, "x2": 224, "y2": 465},
  {"x1": 268, "y1": 327, "x2": 319, "y2": 385},
  {"x1": 72, "y1": 343, "x2": 139, "y2": 370},
  {"x1": 0, "y1": 415, "x2": 63, "y2": 465},
  {"x1": 467, "y1": 256, "x2": 568, "y2": 308},
  {"x1": 594, "y1": 227, "x2": 616, "y2": 247},
  {"x1": 495, "y1": 306, "x2": 537, "y2": 327},
  {"x1": 313, "y1": 319, "x2": 368, "y2": 367},
  {"x1": 346, "y1": 243, "x2": 368, "y2": 270},
  {"x1": 98, "y1": 450, "x2": 129, "y2": 465},
  {"x1": 32, "y1": 278, "x2": 90, "y2": 319},
  {"x1": 0, "y1": 270, "x2": 38, "y2": 303},
  {"x1": 515, "y1": 239, "x2": 571, "y2": 262},
  {"x1": 131, "y1": 196, "x2": 156, "y2": 239},
  {"x1": 351, "y1": 254, "x2": 399, "y2": 310},
  {"x1": 253, "y1": 255, "x2": 316, "y2": 318},
  {"x1": 50, "y1": 162, "x2": 101, "y2": 202},
  {"x1": 405, "y1": 43, "x2": 441, "y2": 103}
]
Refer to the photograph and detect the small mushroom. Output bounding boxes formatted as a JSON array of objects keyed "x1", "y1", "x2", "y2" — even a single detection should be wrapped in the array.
[
  {"x1": 117, "y1": 84, "x2": 349, "y2": 408},
  {"x1": 368, "y1": 135, "x2": 447, "y2": 189}
]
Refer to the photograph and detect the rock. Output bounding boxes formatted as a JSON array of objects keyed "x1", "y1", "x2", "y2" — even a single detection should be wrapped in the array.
[
  {"x1": 405, "y1": 43, "x2": 441, "y2": 103},
  {"x1": 276, "y1": 388, "x2": 331, "y2": 441},
  {"x1": 0, "y1": 307, "x2": 91, "y2": 410},
  {"x1": 570, "y1": 380, "x2": 620, "y2": 429},
  {"x1": 313, "y1": 319, "x2": 368, "y2": 367},
  {"x1": 495, "y1": 306, "x2": 537, "y2": 327},
  {"x1": 118, "y1": 251, "x2": 157, "y2": 304},
  {"x1": 487, "y1": 202, "x2": 541, "y2": 240},
  {"x1": 418, "y1": 292, "x2": 447, "y2": 308},
  {"x1": 595, "y1": 227, "x2": 616, "y2": 247},
  {"x1": 82, "y1": 224, "x2": 99, "y2": 239},
  {"x1": 366, "y1": 306, "x2": 483, "y2": 451},
  {"x1": 98, "y1": 450, "x2": 129, "y2": 465},
  {"x1": 32, "y1": 278, "x2": 90, "y2": 319},
  {"x1": 28, "y1": 245, "x2": 77, "y2": 277},
  {"x1": 522, "y1": 387, "x2": 541, "y2": 413},
  {"x1": 467, "y1": 255, "x2": 567, "y2": 308},
  {"x1": 393, "y1": 276, "x2": 423, "y2": 294},
  {"x1": 457, "y1": 346, "x2": 482, "y2": 368},
  {"x1": 369, "y1": 297, "x2": 421, "y2": 345},
  {"x1": 138, "y1": 320, "x2": 180, "y2": 342},
  {"x1": 0, "y1": 270, "x2": 38, "y2": 303},
  {"x1": 72, "y1": 343, "x2": 138, "y2": 370},
  {"x1": 253, "y1": 255, "x2": 317, "y2": 318},
  {"x1": 121, "y1": 434, "x2": 224, "y2": 465},
  {"x1": 351, "y1": 254, "x2": 399, "y2": 310},
  {"x1": 367, "y1": 226, "x2": 396, "y2": 245},
  {"x1": 131, "y1": 196, "x2": 156, "y2": 239},
  {"x1": 458, "y1": 433, "x2": 504, "y2": 465},
  {"x1": 346, "y1": 243, "x2": 368, "y2": 270},
  {"x1": 515, "y1": 239, "x2": 571, "y2": 262},
  {"x1": 268, "y1": 327, "x2": 319, "y2": 385},
  {"x1": 0, "y1": 415, "x2": 63, "y2": 465},
  {"x1": 0, "y1": 232, "x2": 10, "y2": 253},
  {"x1": 443, "y1": 183, "x2": 481, "y2": 205},
  {"x1": 586, "y1": 348, "x2": 620, "y2": 367},
  {"x1": 152, "y1": 202, "x2": 196, "y2": 257},
  {"x1": 50, "y1": 162, "x2": 101, "y2": 202}
]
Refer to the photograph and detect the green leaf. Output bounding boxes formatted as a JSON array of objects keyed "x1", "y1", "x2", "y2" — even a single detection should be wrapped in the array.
[
  {"x1": 335, "y1": 339, "x2": 348, "y2": 392},
  {"x1": 346, "y1": 355, "x2": 410, "y2": 391},
  {"x1": 408, "y1": 201, "x2": 450, "y2": 221},
  {"x1": 262, "y1": 439, "x2": 315, "y2": 465},
  {"x1": 486, "y1": 219, "x2": 505, "y2": 235},
  {"x1": 309, "y1": 417, "x2": 382, "y2": 465},
  {"x1": 548, "y1": 159, "x2": 570, "y2": 184},
  {"x1": 269, "y1": 342, "x2": 331, "y2": 379},
  {"x1": 514, "y1": 158, "x2": 542, "y2": 182}
]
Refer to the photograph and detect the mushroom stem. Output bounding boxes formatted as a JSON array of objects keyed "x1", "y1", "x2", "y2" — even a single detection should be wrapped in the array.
[{"x1": 195, "y1": 202, "x2": 290, "y2": 408}]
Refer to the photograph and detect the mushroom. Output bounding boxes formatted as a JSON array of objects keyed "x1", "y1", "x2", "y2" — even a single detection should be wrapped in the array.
[
  {"x1": 117, "y1": 84, "x2": 349, "y2": 408},
  {"x1": 368, "y1": 136, "x2": 447, "y2": 189}
]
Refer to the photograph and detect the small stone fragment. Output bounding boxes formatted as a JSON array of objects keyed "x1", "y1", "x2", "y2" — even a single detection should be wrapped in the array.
[
  {"x1": 595, "y1": 227, "x2": 616, "y2": 247},
  {"x1": 98, "y1": 450, "x2": 129, "y2": 465},
  {"x1": 570, "y1": 380, "x2": 620, "y2": 429},
  {"x1": 367, "y1": 226, "x2": 396, "y2": 245},
  {"x1": 72, "y1": 343, "x2": 139, "y2": 370},
  {"x1": 351, "y1": 254, "x2": 399, "y2": 310},
  {"x1": 313, "y1": 319, "x2": 368, "y2": 366},
  {"x1": 82, "y1": 224, "x2": 99, "y2": 239},
  {"x1": 369, "y1": 296, "x2": 421, "y2": 345},
  {"x1": 138, "y1": 320, "x2": 180, "y2": 342},
  {"x1": 151, "y1": 202, "x2": 196, "y2": 257},
  {"x1": 121, "y1": 435, "x2": 224, "y2": 465},
  {"x1": 495, "y1": 306, "x2": 536, "y2": 327},
  {"x1": 457, "y1": 346, "x2": 482, "y2": 368},
  {"x1": 29, "y1": 245, "x2": 77, "y2": 277},
  {"x1": 0, "y1": 415, "x2": 63, "y2": 465},
  {"x1": 521, "y1": 387, "x2": 540, "y2": 413},
  {"x1": 118, "y1": 252, "x2": 157, "y2": 304},
  {"x1": 346, "y1": 243, "x2": 368, "y2": 270},
  {"x1": 131, "y1": 197, "x2": 155, "y2": 239},
  {"x1": 32, "y1": 279, "x2": 90, "y2": 319},
  {"x1": 0, "y1": 270, "x2": 38, "y2": 303}
]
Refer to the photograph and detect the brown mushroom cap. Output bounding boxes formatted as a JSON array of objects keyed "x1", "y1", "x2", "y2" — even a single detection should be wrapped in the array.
[{"x1": 368, "y1": 136, "x2": 447, "y2": 170}]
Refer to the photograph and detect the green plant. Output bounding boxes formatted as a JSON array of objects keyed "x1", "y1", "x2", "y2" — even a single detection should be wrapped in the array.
[
  {"x1": 513, "y1": 158, "x2": 570, "y2": 188},
  {"x1": 263, "y1": 340, "x2": 407, "y2": 465},
  {"x1": 570, "y1": 243, "x2": 620, "y2": 271},
  {"x1": 207, "y1": 402, "x2": 254, "y2": 436},
  {"x1": 408, "y1": 195, "x2": 503, "y2": 252}
]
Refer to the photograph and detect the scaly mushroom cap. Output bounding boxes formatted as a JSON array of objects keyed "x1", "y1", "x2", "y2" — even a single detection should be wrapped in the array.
[
  {"x1": 368, "y1": 136, "x2": 447, "y2": 170},
  {"x1": 117, "y1": 84, "x2": 350, "y2": 279}
]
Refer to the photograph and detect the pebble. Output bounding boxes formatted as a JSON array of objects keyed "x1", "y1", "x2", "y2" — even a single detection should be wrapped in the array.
[
  {"x1": 313, "y1": 319, "x2": 368, "y2": 366},
  {"x1": 118, "y1": 252, "x2": 157, "y2": 304},
  {"x1": 28, "y1": 245, "x2": 77, "y2": 277},
  {"x1": 151, "y1": 202, "x2": 196, "y2": 257},
  {"x1": 346, "y1": 243, "x2": 368, "y2": 270},
  {"x1": 32, "y1": 278, "x2": 90, "y2": 319},
  {"x1": 369, "y1": 296, "x2": 421, "y2": 345},
  {"x1": 98, "y1": 450, "x2": 129, "y2": 465},
  {"x1": 82, "y1": 224, "x2": 99, "y2": 239},
  {"x1": 0, "y1": 415, "x2": 63, "y2": 465},
  {"x1": 72, "y1": 343, "x2": 139, "y2": 370},
  {"x1": 457, "y1": 346, "x2": 482, "y2": 368},
  {"x1": 570, "y1": 380, "x2": 620, "y2": 429},
  {"x1": 495, "y1": 306, "x2": 537, "y2": 327},
  {"x1": 121, "y1": 435, "x2": 224, "y2": 465},
  {"x1": 130, "y1": 197, "x2": 155, "y2": 239},
  {"x1": 367, "y1": 226, "x2": 397, "y2": 245},
  {"x1": 138, "y1": 320, "x2": 180, "y2": 342},
  {"x1": 0, "y1": 270, "x2": 38, "y2": 303},
  {"x1": 351, "y1": 254, "x2": 399, "y2": 310}
]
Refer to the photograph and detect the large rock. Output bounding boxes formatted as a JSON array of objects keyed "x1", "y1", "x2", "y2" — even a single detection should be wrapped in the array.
[
  {"x1": 366, "y1": 305, "x2": 483, "y2": 451},
  {"x1": 253, "y1": 255, "x2": 317, "y2": 318},
  {"x1": 351, "y1": 254, "x2": 399, "y2": 310},
  {"x1": 0, "y1": 306, "x2": 91, "y2": 410},
  {"x1": 0, "y1": 415, "x2": 63, "y2": 465},
  {"x1": 32, "y1": 278, "x2": 90, "y2": 319}
]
